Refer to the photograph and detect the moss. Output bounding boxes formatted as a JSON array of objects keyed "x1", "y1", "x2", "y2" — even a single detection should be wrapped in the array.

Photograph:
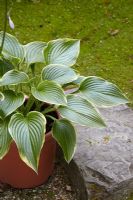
[
  {"x1": 128, "y1": 193, "x2": 133, "y2": 200},
  {"x1": 46, "y1": 190, "x2": 55, "y2": 199},
  {"x1": 88, "y1": 183, "x2": 107, "y2": 200},
  {"x1": 0, "y1": 0, "x2": 133, "y2": 104}
]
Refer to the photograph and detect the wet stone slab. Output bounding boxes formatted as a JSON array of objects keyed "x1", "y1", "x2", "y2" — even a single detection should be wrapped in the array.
[{"x1": 64, "y1": 105, "x2": 133, "y2": 200}]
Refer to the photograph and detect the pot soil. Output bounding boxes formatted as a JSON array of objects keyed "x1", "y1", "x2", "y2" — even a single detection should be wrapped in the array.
[{"x1": 0, "y1": 132, "x2": 56, "y2": 189}]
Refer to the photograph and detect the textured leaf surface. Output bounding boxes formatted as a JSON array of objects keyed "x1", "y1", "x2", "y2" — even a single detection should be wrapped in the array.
[
  {"x1": 78, "y1": 76, "x2": 128, "y2": 107},
  {"x1": 52, "y1": 118, "x2": 76, "y2": 162},
  {"x1": 0, "y1": 117, "x2": 12, "y2": 159},
  {"x1": 0, "y1": 32, "x2": 24, "y2": 60},
  {"x1": 24, "y1": 41, "x2": 47, "y2": 64},
  {"x1": 8, "y1": 111, "x2": 46, "y2": 172},
  {"x1": 44, "y1": 39, "x2": 80, "y2": 66},
  {"x1": 0, "y1": 70, "x2": 29, "y2": 86},
  {"x1": 58, "y1": 95, "x2": 105, "y2": 127},
  {"x1": 42, "y1": 64, "x2": 78, "y2": 85},
  {"x1": 32, "y1": 80, "x2": 67, "y2": 106},
  {"x1": 0, "y1": 90, "x2": 24, "y2": 118},
  {"x1": 72, "y1": 76, "x2": 86, "y2": 85}
]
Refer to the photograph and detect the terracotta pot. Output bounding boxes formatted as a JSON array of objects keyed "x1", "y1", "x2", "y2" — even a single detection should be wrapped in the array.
[{"x1": 0, "y1": 132, "x2": 56, "y2": 188}]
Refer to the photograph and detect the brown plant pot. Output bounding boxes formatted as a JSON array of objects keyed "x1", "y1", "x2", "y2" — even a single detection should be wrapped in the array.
[{"x1": 0, "y1": 132, "x2": 56, "y2": 189}]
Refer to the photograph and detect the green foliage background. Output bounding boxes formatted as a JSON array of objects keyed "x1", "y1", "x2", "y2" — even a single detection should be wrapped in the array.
[{"x1": 0, "y1": 0, "x2": 133, "y2": 104}]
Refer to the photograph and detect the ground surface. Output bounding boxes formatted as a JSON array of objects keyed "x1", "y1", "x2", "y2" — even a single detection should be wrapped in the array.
[
  {"x1": 64, "y1": 105, "x2": 133, "y2": 200},
  {"x1": 0, "y1": 162, "x2": 77, "y2": 200},
  {"x1": 0, "y1": 0, "x2": 133, "y2": 104}
]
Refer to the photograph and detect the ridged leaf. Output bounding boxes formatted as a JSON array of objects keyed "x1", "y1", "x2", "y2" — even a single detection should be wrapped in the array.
[
  {"x1": 44, "y1": 39, "x2": 80, "y2": 66},
  {"x1": 0, "y1": 90, "x2": 24, "y2": 118},
  {"x1": 24, "y1": 41, "x2": 47, "y2": 64},
  {"x1": 58, "y1": 95, "x2": 105, "y2": 127},
  {"x1": 78, "y1": 76, "x2": 128, "y2": 107},
  {"x1": 8, "y1": 111, "x2": 46, "y2": 172},
  {"x1": 42, "y1": 64, "x2": 78, "y2": 85},
  {"x1": 31, "y1": 80, "x2": 67, "y2": 106},
  {"x1": 0, "y1": 117, "x2": 12, "y2": 159},
  {"x1": 0, "y1": 32, "x2": 24, "y2": 60},
  {"x1": 72, "y1": 76, "x2": 86, "y2": 85},
  {"x1": 52, "y1": 118, "x2": 76, "y2": 162},
  {"x1": 0, "y1": 70, "x2": 29, "y2": 86}
]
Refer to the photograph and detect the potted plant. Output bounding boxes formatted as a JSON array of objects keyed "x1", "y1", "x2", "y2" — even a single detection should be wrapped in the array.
[{"x1": 0, "y1": 1, "x2": 128, "y2": 190}]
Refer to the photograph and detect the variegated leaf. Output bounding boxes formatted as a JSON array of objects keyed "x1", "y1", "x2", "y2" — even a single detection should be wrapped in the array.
[
  {"x1": 0, "y1": 70, "x2": 29, "y2": 86},
  {"x1": 78, "y1": 76, "x2": 128, "y2": 107},
  {"x1": 8, "y1": 111, "x2": 46, "y2": 172},
  {"x1": 0, "y1": 117, "x2": 12, "y2": 159},
  {"x1": 42, "y1": 64, "x2": 78, "y2": 85},
  {"x1": 31, "y1": 80, "x2": 67, "y2": 106},
  {"x1": 0, "y1": 32, "x2": 24, "y2": 61},
  {"x1": 58, "y1": 94, "x2": 105, "y2": 127},
  {"x1": 0, "y1": 90, "x2": 24, "y2": 118},
  {"x1": 24, "y1": 41, "x2": 47, "y2": 64},
  {"x1": 52, "y1": 118, "x2": 76, "y2": 162},
  {"x1": 44, "y1": 39, "x2": 80, "y2": 66}
]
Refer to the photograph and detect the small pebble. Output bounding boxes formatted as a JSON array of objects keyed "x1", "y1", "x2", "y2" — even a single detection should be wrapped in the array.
[
  {"x1": 0, "y1": 164, "x2": 77, "y2": 200},
  {"x1": 66, "y1": 185, "x2": 72, "y2": 191}
]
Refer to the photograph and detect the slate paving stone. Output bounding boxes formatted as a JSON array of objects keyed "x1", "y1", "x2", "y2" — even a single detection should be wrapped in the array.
[{"x1": 65, "y1": 105, "x2": 133, "y2": 200}]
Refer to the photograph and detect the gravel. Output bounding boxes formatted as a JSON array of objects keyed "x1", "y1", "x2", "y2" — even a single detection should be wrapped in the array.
[{"x1": 0, "y1": 162, "x2": 77, "y2": 200}]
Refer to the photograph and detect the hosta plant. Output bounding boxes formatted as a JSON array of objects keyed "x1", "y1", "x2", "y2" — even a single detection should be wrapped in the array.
[{"x1": 0, "y1": 32, "x2": 128, "y2": 173}]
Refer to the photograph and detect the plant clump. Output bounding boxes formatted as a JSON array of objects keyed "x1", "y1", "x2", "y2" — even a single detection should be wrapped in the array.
[{"x1": 0, "y1": 32, "x2": 128, "y2": 172}]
